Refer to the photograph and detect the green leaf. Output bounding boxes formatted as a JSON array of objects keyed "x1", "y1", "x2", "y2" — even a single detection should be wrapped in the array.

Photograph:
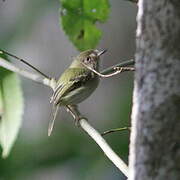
[
  {"x1": 0, "y1": 54, "x2": 24, "y2": 158},
  {"x1": 60, "y1": 0, "x2": 110, "y2": 51}
]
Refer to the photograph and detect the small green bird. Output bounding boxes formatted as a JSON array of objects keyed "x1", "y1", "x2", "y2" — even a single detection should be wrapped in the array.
[
  {"x1": 0, "y1": 48, "x2": 107, "y2": 136},
  {"x1": 48, "y1": 49, "x2": 107, "y2": 135}
]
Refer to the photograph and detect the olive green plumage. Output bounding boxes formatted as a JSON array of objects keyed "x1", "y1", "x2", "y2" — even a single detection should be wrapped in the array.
[
  {"x1": 48, "y1": 49, "x2": 106, "y2": 136},
  {"x1": 51, "y1": 49, "x2": 105, "y2": 106},
  {"x1": 52, "y1": 67, "x2": 99, "y2": 105}
]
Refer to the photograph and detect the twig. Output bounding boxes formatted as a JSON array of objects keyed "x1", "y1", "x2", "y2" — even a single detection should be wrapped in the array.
[
  {"x1": 101, "y1": 127, "x2": 131, "y2": 136},
  {"x1": 66, "y1": 105, "x2": 129, "y2": 177},
  {"x1": 124, "y1": 0, "x2": 138, "y2": 3},
  {"x1": 0, "y1": 57, "x2": 56, "y2": 89},
  {"x1": 82, "y1": 61, "x2": 134, "y2": 78},
  {"x1": 101, "y1": 59, "x2": 135, "y2": 75},
  {"x1": 80, "y1": 119, "x2": 129, "y2": 177},
  {"x1": 0, "y1": 49, "x2": 50, "y2": 79}
]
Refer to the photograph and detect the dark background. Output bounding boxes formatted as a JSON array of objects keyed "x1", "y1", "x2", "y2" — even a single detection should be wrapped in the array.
[{"x1": 0, "y1": 0, "x2": 137, "y2": 179}]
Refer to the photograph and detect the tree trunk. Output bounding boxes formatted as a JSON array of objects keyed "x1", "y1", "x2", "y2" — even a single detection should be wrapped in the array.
[{"x1": 129, "y1": 0, "x2": 180, "y2": 179}]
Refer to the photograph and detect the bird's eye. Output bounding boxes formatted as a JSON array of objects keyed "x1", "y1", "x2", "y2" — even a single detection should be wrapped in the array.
[{"x1": 85, "y1": 57, "x2": 91, "y2": 62}]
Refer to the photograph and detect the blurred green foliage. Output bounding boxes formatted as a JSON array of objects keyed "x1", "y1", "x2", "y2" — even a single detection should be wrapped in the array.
[
  {"x1": 0, "y1": 53, "x2": 24, "y2": 158},
  {"x1": 0, "y1": 0, "x2": 52, "y2": 159},
  {"x1": 60, "y1": 0, "x2": 110, "y2": 50}
]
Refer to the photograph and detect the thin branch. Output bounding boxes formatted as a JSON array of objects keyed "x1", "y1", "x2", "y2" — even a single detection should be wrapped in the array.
[
  {"x1": 101, "y1": 59, "x2": 135, "y2": 75},
  {"x1": 82, "y1": 61, "x2": 134, "y2": 78},
  {"x1": 101, "y1": 127, "x2": 131, "y2": 136},
  {"x1": 0, "y1": 49, "x2": 51, "y2": 79},
  {"x1": 124, "y1": 0, "x2": 138, "y2": 3},
  {"x1": 0, "y1": 57, "x2": 56, "y2": 89},
  {"x1": 66, "y1": 105, "x2": 129, "y2": 177},
  {"x1": 80, "y1": 119, "x2": 129, "y2": 177}
]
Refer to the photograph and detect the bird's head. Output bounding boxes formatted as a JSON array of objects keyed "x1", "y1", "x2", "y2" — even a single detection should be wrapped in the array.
[{"x1": 70, "y1": 49, "x2": 107, "y2": 70}]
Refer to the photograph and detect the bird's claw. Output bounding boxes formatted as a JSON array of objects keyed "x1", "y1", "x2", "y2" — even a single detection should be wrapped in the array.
[{"x1": 75, "y1": 116, "x2": 87, "y2": 127}]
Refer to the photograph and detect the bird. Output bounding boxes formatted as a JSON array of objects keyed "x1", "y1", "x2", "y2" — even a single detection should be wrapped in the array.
[
  {"x1": 0, "y1": 48, "x2": 107, "y2": 136},
  {"x1": 48, "y1": 49, "x2": 107, "y2": 135}
]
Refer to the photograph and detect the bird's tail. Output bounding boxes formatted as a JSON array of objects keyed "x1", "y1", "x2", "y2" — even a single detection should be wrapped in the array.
[{"x1": 48, "y1": 104, "x2": 59, "y2": 136}]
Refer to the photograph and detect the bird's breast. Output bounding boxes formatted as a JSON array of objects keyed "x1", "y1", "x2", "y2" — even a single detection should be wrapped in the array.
[{"x1": 60, "y1": 74, "x2": 99, "y2": 105}]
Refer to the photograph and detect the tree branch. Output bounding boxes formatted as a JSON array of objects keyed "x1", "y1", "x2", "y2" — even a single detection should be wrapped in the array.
[
  {"x1": 0, "y1": 57, "x2": 56, "y2": 89},
  {"x1": 80, "y1": 119, "x2": 129, "y2": 177},
  {"x1": 101, "y1": 127, "x2": 131, "y2": 136},
  {"x1": 101, "y1": 59, "x2": 135, "y2": 75},
  {"x1": 82, "y1": 61, "x2": 134, "y2": 78},
  {"x1": 124, "y1": 0, "x2": 138, "y2": 4},
  {"x1": 66, "y1": 105, "x2": 129, "y2": 177}
]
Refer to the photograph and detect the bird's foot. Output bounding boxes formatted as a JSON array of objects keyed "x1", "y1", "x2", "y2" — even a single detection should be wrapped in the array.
[{"x1": 74, "y1": 116, "x2": 87, "y2": 127}]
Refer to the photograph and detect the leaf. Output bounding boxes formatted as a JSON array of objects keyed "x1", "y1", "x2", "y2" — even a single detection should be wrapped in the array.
[
  {"x1": 0, "y1": 54, "x2": 24, "y2": 158},
  {"x1": 60, "y1": 0, "x2": 110, "y2": 51}
]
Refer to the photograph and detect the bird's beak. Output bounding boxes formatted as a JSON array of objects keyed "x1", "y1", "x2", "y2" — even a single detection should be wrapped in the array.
[{"x1": 97, "y1": 49, "x2": 107, "y2": 56}]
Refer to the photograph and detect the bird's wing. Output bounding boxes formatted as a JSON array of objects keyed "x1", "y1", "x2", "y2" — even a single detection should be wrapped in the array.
[
  {"x1": 51, "y1": 68, "x2": 91, "y2": 105},
  {"x1": 48, "y1": 68, "x2": 91, "y2": 135}
]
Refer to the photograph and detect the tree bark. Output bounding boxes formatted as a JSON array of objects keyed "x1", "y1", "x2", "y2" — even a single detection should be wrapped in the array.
[{"x1": 129, "y1": 0, "x2": 180, "y2": 180}]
